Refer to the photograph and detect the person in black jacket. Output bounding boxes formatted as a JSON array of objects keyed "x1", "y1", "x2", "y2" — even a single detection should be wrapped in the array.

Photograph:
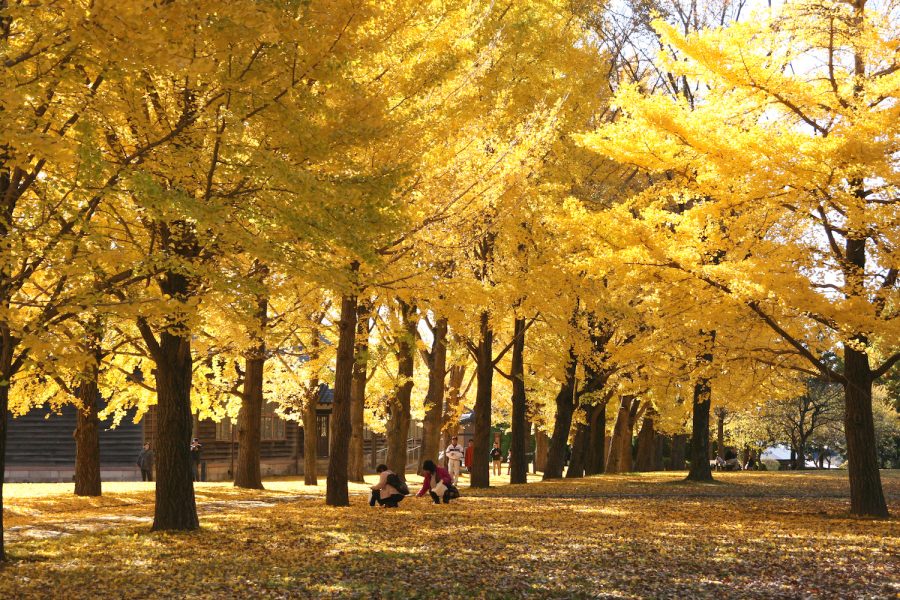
[
  {"x1": 136, "y1": 443, "x2": 154, "y2": 481},
  {"x1": 190, "y1": 438, "x2": 203, "y2": 481}
]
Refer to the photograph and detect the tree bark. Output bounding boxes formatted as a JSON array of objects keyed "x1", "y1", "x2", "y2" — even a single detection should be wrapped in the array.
[
  {"x1": 302, "y1": 375, "x2": 319, "y2": 486},
  {"x1": 844, "y1": 339, "x2": 888, "y2": 516},
  {"x1": 471, "y1": 311, "x2": 493, "y2": 488},
  {"x1": 670, "y1": 434, "x2": 687, "y2": 470},
  {"x1": 420, "y1": 318, "x2": 447, "y2": 471},
  {"x1": 606, "y1": 396, "x2": 635, "y2": 474},
  {"x1": 544, "y1": 351, "x2": 578, "y2": 480},
  {"x1": 635, "y1": 414, "x2": 657, "y2": 472},
  {"x1": 654, "y1": 434, "x2": 666, "y2": 471},
  {"x1": 534, "y1": 428, "x2": 549, "y2": 473},
  {"x1": 565, "y1": 413, "x2": 588, "y2": 479},
  {"x1": 326, "y1": 288, "x2": 358, "y2": 506},
  {"x1": 0, "y1": 376, "x2": 10, "y2": 560},
  {"x1": 348, "y1": 303, "x2": 370, "y2": 483},
  {"x1": 234, "y1": 295, "x2": 268, "y2": 490},
  {"x1": 585, "y1": 403, "x2": 607, "y2": 475},
  {"x1": 151, "y1": 327, "x2": 199, "y2": 530},
  {"x1": 716, "y1": 407, "x2": 726, "y2": 461},
  {"x1": 686, "y1": 377, "x2": 714, "y2": 482},
  {"x1": 386, "y1": 299, "x2": 415, "y2": 478},
  {"x1": 509, "y1": 317, "x2": 528, "y2": 484},
  {"x1": 74, "y1": 359, "x2": 102, "y2": 497}
]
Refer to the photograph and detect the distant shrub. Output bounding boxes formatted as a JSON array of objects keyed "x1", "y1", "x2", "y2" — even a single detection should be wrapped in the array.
[{"x1": 761, "y1": 459, "x2": 780, "y2": 471}]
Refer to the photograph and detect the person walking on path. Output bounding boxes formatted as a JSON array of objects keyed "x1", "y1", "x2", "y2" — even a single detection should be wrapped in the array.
[
  {"x1": 136, "y1": 442, "x2": 154, "y2": 481},
  {"x1": 445, "y1": 436, "x2": 464, "y2": 483},
  {"x1": 464, "y1": 439, "x2": 474, "y2": 474},
  {"x1": 490, "y1": 442, "x2": 503, "y2": 476},
  {"x1": 417, "y1": 459, "x2": 457, "y2": 504},
  {"x1": 369, "y1": 464, "x2": 407, "y2": 508}
]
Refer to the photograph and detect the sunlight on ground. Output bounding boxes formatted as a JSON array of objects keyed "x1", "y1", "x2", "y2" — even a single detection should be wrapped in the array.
[{"x1": 2, "y1": 471, "x2": 897, "y2": 598}]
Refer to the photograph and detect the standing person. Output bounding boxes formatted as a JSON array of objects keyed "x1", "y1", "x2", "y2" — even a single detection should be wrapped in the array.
[
  {"x1": 136, "y1": 442, "x2": 154, "y2": 482},
  {"x1": 490, "y1": 441, "x2": 503, "y2": 476},
  {"x1": 369, "y1": 464, "x2": 407, "y2": 508},
  {"x1": 464, "y1": 439, "x2": 474, "y2": 474},
  {"x1": 445, "y1": 436, "x2": 464, "y2": 483},
  {"x1": 417, "y1": 459, "x2": 457, "y2": 504},
  {"x1": 190, "y1": 438, "x2": 203, "y2": 482}
]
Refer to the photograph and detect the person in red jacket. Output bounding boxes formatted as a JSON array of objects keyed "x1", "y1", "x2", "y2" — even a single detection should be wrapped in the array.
[
  {"x1": 417, "y1": 459, "x2": 457, "y2": 504},
  {"x1": 464, "y1": 439, "x2": 474, "y2": 474}
]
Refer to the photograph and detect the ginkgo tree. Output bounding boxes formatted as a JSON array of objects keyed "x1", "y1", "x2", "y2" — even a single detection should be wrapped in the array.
[{"x1": 578, "y1": 0, "x2": 899, "y2": 516}]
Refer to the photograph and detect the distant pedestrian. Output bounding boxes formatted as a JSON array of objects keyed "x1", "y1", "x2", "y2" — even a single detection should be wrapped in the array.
[
  {"x1": 445, "y1": 436, "x2": 464, "y2": 483},
  {"x1": 464, "y1": 439, "x2": 474, "y2": 473},
  {"x1": 190, "y1": 438, "x2": 203, "y2": 482},
  {"x1": 137, "y1": 442, "x2": 154, "y2": 482},
  {"x1": 417, "y1": 459, "x2": 458, "y2": 504},
  {"x1": 370, "y1": 464, "x2": 407, "y2": 508},
  {"x1": 490, "y1": 442, "x2": 502, "y2": 476}
]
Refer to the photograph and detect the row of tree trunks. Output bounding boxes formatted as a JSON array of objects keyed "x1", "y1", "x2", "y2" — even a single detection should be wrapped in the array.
[
  {"x1": 419, "y1": 317, "x2": 448, "y2": 471},
  {"x1": 470, "y1": 311, "x2": 493, "y2": 488},
  {"x1": 348, "y1": 303, "x2": 370, "y2": 483},
  {"x1": 543, "y1": 350, "x2": 578, "y2": 480},
  {"x1": 234, "y1": 293, "x2": 268, "y2": 490},
  {"x1": 508, "y1": 317, "x2": 528, "y2": 484},
  {"x1": 385, "y1": 299, "x2": 416, "y2": 478},
  {"x1": 325, "y1": 286, "x2": 359, "y2": 506}
]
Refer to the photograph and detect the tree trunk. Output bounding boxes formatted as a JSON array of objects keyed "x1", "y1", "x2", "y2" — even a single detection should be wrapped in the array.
[
  {"x1": 326, "y1": 289, "x2": 358, "y2": 506},
  {"x1": 74, "y1": 360, "x2": 102, "y2": 497},
  {"x1": 544, "y1": 351, "x2": 578, "y2": 480},
  {"x1": 471, "y1": 311, "x2": 493, "y2": 488},
  {"x1": 606, "y1": 396, "x2": 635, "y2": 474},
  {"x1": 234, "y1": 296, "x2": 268, "y2": 490},
  {"x1": 654, "y1": 434, "x2": 666, "y2": 471},
  {"x1": 843, "y1": 340, "x2": 888, "y2": 517},
  {"x1": 796, "y1": 436, "x2": 807, "y2": 470},
  {"x1": 670, "y1": 434, "x2": 687, "y2": 470},
  {"x1": 303, "y1": 377, "x2": 319, "y2": 485},
  {"x1": 585, "y1": 403, "x2": 606, "y2": 475},
  {"x1": 565, "y1": 413, "x2": 588, "y2": 479},
  {"x1": 509, "y1": 317, "x2": 528, "y2": 484},
  {"x1": 420, "y1": 318, "x2": 447, "y2": 471},
  {"x1": 348, "y1": 303, "x2": 370, "y2": 483},
  {"x1": 634, "y1": 414, "x2": 657, "y2": 472},
  {"x1": 74, "y1": 326, "x2": 103, "y2": 497},
  {"x1": 386, "y1": 299, "x2": 415, "y2": 478},
  {"x1": 716, "y1": 407, "x2": 726, "y2": 461},
  {"x1": 152, "y1": 328, "x2": 199, "y2": 530},
  {"x1": 0, "y1": 374, "x2": 10, "y2": 560},
  {"x1": 686, "y1": 377, "x2": 714, "y2": 482},
  {"x1": 234, "y1": 355, "x2": 264, "y2": 489},
  {"x1": 535, "y1": 428, "x2": 549, "y2": 473}
]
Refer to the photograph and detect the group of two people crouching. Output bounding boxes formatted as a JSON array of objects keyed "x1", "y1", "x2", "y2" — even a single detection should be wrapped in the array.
[{"x1": 369, "y1": 459, "x2": 460, "y2": 508}]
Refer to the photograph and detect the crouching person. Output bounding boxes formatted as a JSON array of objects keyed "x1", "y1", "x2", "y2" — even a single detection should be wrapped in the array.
[
  {"x1": 417, "y1": 459, "x2": 459, "y2": 504},
  {"x1": 370, "y1": 464, "x2": 408, "y2": 508}
]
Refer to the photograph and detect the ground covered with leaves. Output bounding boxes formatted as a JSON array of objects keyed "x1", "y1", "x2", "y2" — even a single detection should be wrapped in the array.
[{"x1": 1, "y1": 471, "x2": 898, "y2": 599}]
